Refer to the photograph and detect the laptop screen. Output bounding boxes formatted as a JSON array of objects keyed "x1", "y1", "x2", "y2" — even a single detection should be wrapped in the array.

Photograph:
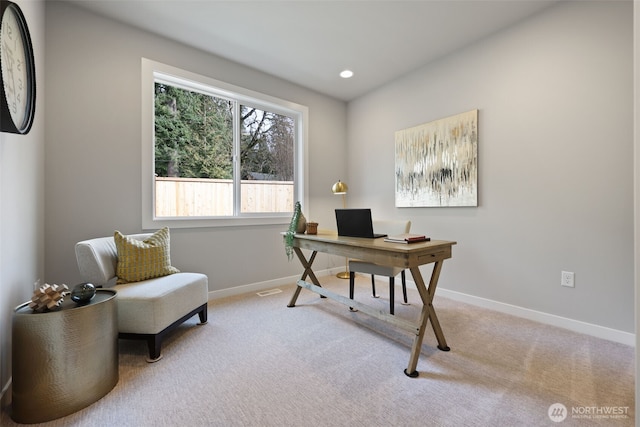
[{"x1": 335, "y1": 208, "x2": 386, "y2": 238}]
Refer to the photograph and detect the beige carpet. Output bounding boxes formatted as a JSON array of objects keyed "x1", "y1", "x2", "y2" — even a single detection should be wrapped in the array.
[{"x1": 1, "y1": 275, "x2": 635, "y2": 426}]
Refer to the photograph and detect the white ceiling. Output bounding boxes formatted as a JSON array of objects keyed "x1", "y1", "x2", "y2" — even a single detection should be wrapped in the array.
[{"x1": 67, "y1": 0, "x2": 557, "y2": 101}]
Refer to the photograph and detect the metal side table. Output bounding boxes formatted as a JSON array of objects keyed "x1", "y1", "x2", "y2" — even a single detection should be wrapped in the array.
[{"x1": 11, "y1": 289, "x2": 118, "y2": 423}]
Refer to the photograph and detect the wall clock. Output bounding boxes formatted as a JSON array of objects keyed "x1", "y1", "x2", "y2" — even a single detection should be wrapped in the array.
[{"x1": 0, "y1": 0, "x2": 35, "y2": 135}]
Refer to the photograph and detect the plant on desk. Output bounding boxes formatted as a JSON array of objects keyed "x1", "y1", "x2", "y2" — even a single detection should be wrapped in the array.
[{"x1": 285, "y1": 201, "x2": 305, "y2": 261}]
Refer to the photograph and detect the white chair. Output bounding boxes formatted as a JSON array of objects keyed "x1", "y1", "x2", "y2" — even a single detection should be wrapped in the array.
[
  {"x1": 75, "y1": 233, "x2": 208, "y2": 362},
  {"x1": 349, "y1": 219, "x2": 411, "y2": 315}
]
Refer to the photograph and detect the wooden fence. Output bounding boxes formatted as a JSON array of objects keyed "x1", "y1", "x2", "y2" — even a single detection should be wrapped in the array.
[{"x1": 155, "y1": 177, "x2": 294, "y2": 216}]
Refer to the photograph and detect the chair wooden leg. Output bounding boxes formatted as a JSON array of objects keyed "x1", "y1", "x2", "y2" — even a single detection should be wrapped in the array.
[
  {"x1": 389, "y1": 276, "x2": 395, "y2": 315},
  {"x1": 371, "y1": 274, "x2": 379, "y2": 298},
  {"x1": 401, "y1": 270, "x2": 409, "y2": 305}
]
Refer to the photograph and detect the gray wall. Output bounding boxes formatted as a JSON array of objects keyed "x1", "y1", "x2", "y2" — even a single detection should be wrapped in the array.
[
  {"x1": 44, "y1": 1, "x2": 634, "y2": 335},
  {"x1": 0, "y1": 0, "x2": 45, "y2": 405},
  {"x1": 347, "y1": 1, "x2": 634, "y2": 334},
  {"x1": 44, "y1": 2, "x2": 348, "y2": 296}
]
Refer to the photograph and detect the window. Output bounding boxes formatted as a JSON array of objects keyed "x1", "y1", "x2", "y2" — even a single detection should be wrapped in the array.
[{"x1": 142, "y1": 59, "x2": 308, "y2": 229}]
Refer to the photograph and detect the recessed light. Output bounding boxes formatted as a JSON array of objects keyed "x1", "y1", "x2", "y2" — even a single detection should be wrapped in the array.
[{"x1": 340, "y1": 69, "x2": 354, "y2": 79}]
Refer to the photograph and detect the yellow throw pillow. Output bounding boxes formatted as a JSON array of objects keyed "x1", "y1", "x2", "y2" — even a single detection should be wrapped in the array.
[{"x1": 114, "y1": 227, "x2": 179, "y2": 284}]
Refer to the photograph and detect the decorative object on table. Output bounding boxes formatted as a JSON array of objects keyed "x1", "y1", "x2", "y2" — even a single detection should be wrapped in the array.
[
  {"x1": 285, "y1": 201, "x2": 303, "y2": 261},
  {"x1": 28, "y1": 283, "x2": 70, "y2": 312},
  {"x1": 71, "y1": 282, "x2": 97, "y2": 304},
  {"x1": 331, "y1": 180, "x2": 350, "y2": 279},
  {"x1": 395, "y1": 109, "x2": 478, "y2": 207},
  {"x1": 306, "y1": 222, "x2": 318, "y2": 235},
  {"x1": 296, "y1": 208, "x2": 307, "y2": 233},
  {"x1": 0, "y1": 0, "x2": 37, "y2": 135}
]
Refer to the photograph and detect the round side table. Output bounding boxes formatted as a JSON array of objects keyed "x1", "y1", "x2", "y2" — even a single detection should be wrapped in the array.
[{"x1": 11, "y1": 289, "x2": 118, "y2": 423}]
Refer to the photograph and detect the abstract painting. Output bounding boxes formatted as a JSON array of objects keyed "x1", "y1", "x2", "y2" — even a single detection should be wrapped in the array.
[{"x1": 395, "y1": 110, "x2": 478, "y2": 207}]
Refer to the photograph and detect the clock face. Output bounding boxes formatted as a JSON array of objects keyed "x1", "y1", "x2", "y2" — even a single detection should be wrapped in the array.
[{"x1": 0, "y1": 1, "x2": 35, "y2": 134}]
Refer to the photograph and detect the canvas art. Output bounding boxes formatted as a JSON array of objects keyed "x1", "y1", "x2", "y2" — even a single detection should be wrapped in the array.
[{"x1": 395, "y1": 110, "x2": 478, "y2": 207}]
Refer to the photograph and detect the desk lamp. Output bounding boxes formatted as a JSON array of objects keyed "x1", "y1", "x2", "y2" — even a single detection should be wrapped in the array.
[{"x1": 332, "y1": 180, "x2": 349, "y2": 279}]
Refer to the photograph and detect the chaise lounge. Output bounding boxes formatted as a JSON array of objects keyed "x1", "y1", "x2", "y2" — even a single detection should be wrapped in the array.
[{"x1": 75, "y1": 229, "x2": 208, "y2": 362}]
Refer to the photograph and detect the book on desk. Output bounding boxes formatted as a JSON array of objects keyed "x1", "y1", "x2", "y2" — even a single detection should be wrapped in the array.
[{"x1": 383, "y1": 233, "x2": 430, "y2": 244}]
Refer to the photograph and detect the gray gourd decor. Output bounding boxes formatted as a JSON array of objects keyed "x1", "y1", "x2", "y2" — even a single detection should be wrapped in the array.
[
  {"x1": 285, "y1": 202, "x2": 306, "y2": 260},
  {"x1": 71, "y1": 282, "x2": 97, "y2": 304}
]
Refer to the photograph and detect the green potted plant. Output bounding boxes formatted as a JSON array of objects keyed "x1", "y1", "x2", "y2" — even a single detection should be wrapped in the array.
[{"x1": 284, "y1": 201, "x2": 305, "y2": 260}]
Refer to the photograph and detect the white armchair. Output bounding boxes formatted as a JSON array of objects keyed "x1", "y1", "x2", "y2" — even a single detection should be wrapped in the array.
[
  {"x1": 75, "y1": 232, "x2": 208, "y2": 362},
  {"x1": 349, "y1": 219, "x2": 411, "y2": 315}
]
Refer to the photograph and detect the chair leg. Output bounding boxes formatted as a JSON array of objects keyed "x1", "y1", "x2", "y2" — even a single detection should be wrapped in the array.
[
  {"x1": 146, "y1": 336, "x2": 163, "y2": 363},
  {"x1": 400, "y1": 270, "x2": 409, "y2": 305},
  {"x1": 371, "y1": 274, "x2": 379, "y2": 298},
  {"x1": 349, "y1": 272, "x2": 357, "y2": 312},
  {"x1": 389, "y1": 276, "x2": 395, "y2": 315},
  {"x1": 198, "y1": 305, "x2": 208, "y2": 324}
]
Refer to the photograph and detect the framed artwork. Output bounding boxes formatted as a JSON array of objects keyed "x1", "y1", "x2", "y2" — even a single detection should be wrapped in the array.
[{"x1": 395, "y1": 109, "x2": 478, "y2": 207}]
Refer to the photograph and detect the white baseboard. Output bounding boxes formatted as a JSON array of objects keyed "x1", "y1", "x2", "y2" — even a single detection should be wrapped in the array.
[
  {"x1": 435, "y1": 287, "x2": 635, "y2": 347},
  {"x1": 208, "y1": 269, "x2": 635, "y2": 347},
  {"x1": 208, "y1": 267, "x2": 343, "y2": 300}
]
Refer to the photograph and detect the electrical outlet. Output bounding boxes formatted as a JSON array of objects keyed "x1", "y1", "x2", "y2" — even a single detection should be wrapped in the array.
[{"x1": 561, "y1": 271, "x2": 575, "y2": 288}]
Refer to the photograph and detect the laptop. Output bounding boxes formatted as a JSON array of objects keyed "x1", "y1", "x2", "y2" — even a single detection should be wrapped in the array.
[{"x1": 335, "y1": 208, "x2": 387, "y2": 238}]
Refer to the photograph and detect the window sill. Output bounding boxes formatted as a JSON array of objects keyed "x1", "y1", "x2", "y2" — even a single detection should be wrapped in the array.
[{"x1": 143, "y1": 215, "x2": 291, "y2": 230}]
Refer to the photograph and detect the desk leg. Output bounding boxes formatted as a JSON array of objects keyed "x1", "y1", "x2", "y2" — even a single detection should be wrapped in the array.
[
  {"x1": 405, "y1": 261, "x2": 450, "y2": 377},
  {"x1": 287, "y1": 248, "x2": 320, "y2": 307}
]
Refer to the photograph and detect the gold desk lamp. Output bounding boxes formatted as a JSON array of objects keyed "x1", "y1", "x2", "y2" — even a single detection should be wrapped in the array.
[{"x1": 332, "y1": 180, "x2": 350, "y2": 279}]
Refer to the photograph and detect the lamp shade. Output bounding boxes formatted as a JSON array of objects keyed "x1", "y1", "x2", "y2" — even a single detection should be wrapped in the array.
[{"x1": 331, "y1": 180, "x2": 348, "y2": 195}]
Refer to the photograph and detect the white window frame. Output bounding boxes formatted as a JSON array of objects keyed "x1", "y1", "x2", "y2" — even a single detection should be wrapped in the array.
[{"x1": 141, "y1": 58, "x2": 309, "y2": 229}]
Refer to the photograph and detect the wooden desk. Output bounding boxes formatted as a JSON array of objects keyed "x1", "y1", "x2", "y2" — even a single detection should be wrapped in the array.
[{"x1": 286, "y1": 231, "x2": 456, "y2": 377}]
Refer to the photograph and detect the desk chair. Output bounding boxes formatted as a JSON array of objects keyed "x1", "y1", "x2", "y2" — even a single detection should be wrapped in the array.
[{"x1": 349, "y1": 219, "x2": 411, "y2": 315}]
